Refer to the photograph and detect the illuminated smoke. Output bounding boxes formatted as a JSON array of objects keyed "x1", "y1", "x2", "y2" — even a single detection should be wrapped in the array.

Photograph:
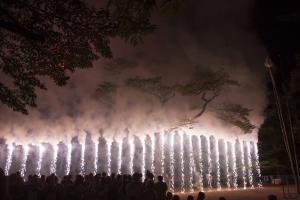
[
  {"x1": 0, "y1": 138, "x2": 8, "y2": 171},
  {"x1": 200, "y1": 135, "x2": 211, "y2": 188},
  {"x1": 40, "y1": 143, "x2": 54, "y2": 176},
  {"x1": 218, "y1": 139, "x2": 229, "y2": 188},
  {"x1": 154, "y1": 132, "x2": 163, "y2": 177},
  {"x1": 56, "y1": 141, "x2": 68, "y2": 179},
  {"x1": 110, "y1": 139, "x2": 119, "y2": 174},
  {"x1": 97, "y1": 132, "x2": 108, "y2": 174},
  {"x1": 9, "y1": 144, "x2": 24, "y2": 175},
  {"x1": 70, "y1": 136, "x2": 82, "y2": 175},
  {"x1": 209, "y1": 136, "x2": 220, "y2": 189},
  {"x1": 144, "y1": 135, "x2": 153, "y2": 173},
  {"x1": 191, "y1": 135, "x2": 203, "y2": 189},
  {"x1": 235, "y1": 140, "x2": 246, "y2": 188},
  {"x1": 173, "y1": 131, "x2": 183, "y2": 191},
  {"x1": 83, "y1": 131, "x2": 96, "y2": 174},
  {"x1": 120, "y1": 134, "x2": 130, "y2": 174},
  {"x1": 163, "y1": 132, "x2": 172, "y2": 189},
  {"x1": 25, "y1": 144, "x2": 39, "y2": 177},
  {"x1": 133, "y1": 135, "x2": 143, "y2": 173}
]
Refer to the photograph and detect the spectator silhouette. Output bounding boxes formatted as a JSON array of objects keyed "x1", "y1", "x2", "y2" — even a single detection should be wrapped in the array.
[
  {"x1": 172, "y1": 194, "x2": 180, "y2": 200},
  {"x1": 268, "y1": 194, "x2": 278, "y2": 200},
  {"x1": 197, "y1": 192, "x2": 205, "y2": 200},
  {"x1": 166, "y1": 191, "x2": 173, "y2": 200},
  {"x1": 154, "y1": 175, "x2": 168, "y2": 200},
  {"x1": 187, "y1": 195, "x2": 194, "y2": 200}
]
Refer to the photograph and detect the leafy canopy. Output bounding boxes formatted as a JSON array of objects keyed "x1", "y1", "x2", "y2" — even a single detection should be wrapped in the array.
[
  {"x1": 0, "y1": 0, "x2": 175, "y2": 114},
  {"x1": 124, "y1": 68, "x2": 255, "y2": 133}
]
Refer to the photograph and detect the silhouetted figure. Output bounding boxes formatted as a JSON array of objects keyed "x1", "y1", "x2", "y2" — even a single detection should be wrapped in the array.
[
  {"x1": 187, "y1": 195, "x2": 194, "y2": 200},
  {"x1": 268, "y1": 194, "x2": 278, "y2": 200},
  {"x1": 172, "y1": 195, "x2": 180, "y2": 200},
  {"x1": 219, "y1": 197, "x2": 226, "y2": 200},
  {"x1": 197, "y1": 192, "x2": 205, "y2": 200},
  {"x1": 166, "y1": 192, "x2": 173, "y2": 200},
  {"x1": 154, "y1": 176, "x2": 168, "y2": 200},
  {"x1": 143, "y1": 179, "x2": 156, "y2": 200},
  {"x1": 126, "y1": 173, "x2": 143, "y2": 200}
]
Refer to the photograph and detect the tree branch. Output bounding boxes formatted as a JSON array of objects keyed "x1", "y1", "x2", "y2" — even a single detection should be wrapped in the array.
[{"x1": 192, "y1": 91, "x2": 219, "y2": 119}]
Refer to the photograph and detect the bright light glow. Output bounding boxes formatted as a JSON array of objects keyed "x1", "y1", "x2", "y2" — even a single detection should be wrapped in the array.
[{"x1": 0, "y1": 131, "x2": 261, "y2": 192}]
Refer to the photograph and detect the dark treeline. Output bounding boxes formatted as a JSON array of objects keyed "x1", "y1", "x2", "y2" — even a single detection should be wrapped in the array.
[{"x1": 255, "y1": 0, "x2": 300, "y2": 175}]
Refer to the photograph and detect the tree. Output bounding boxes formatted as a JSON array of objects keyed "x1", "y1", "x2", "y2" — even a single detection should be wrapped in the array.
[
  {"x1": 95, "y1": 81, "x2": 117, "y2": 108},
  {"x1": 125, "y1": 68, "x2": 255, "y2": 133},
  {"x1": 126, "y1": 76, "x2": 175, "y2": 104},
  {"x1": 0, "y1": 0, "x2": 177, "y2": 114},
  {"x1": 255, "y1": 0, "x2": 300, "y2": 176}
]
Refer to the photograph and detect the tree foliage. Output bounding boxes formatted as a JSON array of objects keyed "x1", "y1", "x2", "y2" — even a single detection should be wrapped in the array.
[
  {"x1": 95, "y1": 81, "x2": 117, "y2": 107},
  {"x1": 217, "y1": 103, "x2": 255, "y2": 133},
  {"x1": 176, "y1": 68, "x2": 240, "y2": 119},
  {"x1": 126, "y1": 76, "x2": 175, "y2": 104},
  {"x1": 125, "y1": 68, "x2": 255, "y2": 133},
  {"x1": 0, "y1": 0, "x2": 175, "y2": 114}
]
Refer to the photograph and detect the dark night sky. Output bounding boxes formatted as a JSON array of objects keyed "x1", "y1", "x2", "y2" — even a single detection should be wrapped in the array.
[{"x1": 0, "y1": 0, "x2": 267, "y2": 143}]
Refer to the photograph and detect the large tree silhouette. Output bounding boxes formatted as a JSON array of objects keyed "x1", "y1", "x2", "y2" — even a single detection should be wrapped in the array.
[{"x1": 0, "y1": 0, "x2": 177, "y2": 114}]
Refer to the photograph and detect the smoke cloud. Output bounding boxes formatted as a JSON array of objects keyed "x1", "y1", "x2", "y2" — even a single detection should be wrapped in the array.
[{"x1": 0, "y1": 0, "x2": 266, "y2": 144}]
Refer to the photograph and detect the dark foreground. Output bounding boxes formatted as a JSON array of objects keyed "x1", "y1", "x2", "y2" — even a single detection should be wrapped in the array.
[
  {"x1": 178, "y1": 186, "x2": 299, "y2": 200},
  {"x1": 1, "y1": 168, "x2": 297, "y2": 200}
]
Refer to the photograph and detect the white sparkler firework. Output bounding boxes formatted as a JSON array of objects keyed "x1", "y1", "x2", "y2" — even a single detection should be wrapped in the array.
[
  {"x1": 216, "y1": 140, "x2": 221, "y2": 190},
  {"x1": 232, "y1": 143, "x2": 238, "y2": 189},
  {"x1": 80, "y1": 143, "x2": 85, "y2": 175},
  {"x1": 118, "y1": 141, "x2": 122, "y2": 174},
  {"x1": 225, "y1": 141, "x2": 230, "y2": 188},
  {"x1": 240, "y1": 142, "x2": 246, "y2": 189},
  {"x1": 66, "y1": 143, "x2": 72, "y2": 175},
  {"x1": 5, "y1": 144, "x2": 13, "y2": 176},
  {"x1": 130, "y1": 138, "x2": 134, "y2": 174},
  {"x1": 0, "y1": 132, "x2": 261, "y2": 191},
  {"x1": 180, "y1": 133, "x2": 184, "y2": 193},
  {"x1": 161, "y1": 133, "x2": 165, "y2": 178},
  {"x1": 94, "y1": 142, "x2": 98, "y2": 175},
  {"x1": 51, "y1": 144, "x2": 58, "y2": 175},
  {"x1": 246, "y1": 142, "x2": 254, "y2": 188},
  {"x1": 107, "y1": 141, "x2": 111, "y2": 175},
  {"x1": 21, "y1": 145, "x2": 29, "y2": 178},
  {"x1": 189, "y1": 134, "x2": 194, "y2": 192},
  {"x1": 198, "y1": 135, "x2": 204, "y2": 190},
  {"x1": 207, "y1": 136, "x2": 212, "y2": 189},
  {"x1": 170, "y1": 132, "x2": 175, "y2": 191},
  {"x1": 254, "y1": 142, "x2": 262, "y2": 187}
]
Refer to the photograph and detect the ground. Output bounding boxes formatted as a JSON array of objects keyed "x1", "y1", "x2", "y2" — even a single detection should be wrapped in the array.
[{"x1": 177, "y1": 186, "x2": 299, "y2": 200}]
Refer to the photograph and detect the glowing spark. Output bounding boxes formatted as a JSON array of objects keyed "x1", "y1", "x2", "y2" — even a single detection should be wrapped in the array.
[
  {"x1": 21, "y1": 145, "x2": 29, "y2": 178},
  {"x1": 5, "y1": 144, "x2": 13, "y2": 176},
  {"x1": 107, "y1": 141, "x2": 111, "y2": 175},
  {"x1": 198, "y1": 135, "x2": 204, "y2": 190},
  {"x1": 66, "y1": 143, "x2": 72, "y2": 175},
  {"x1": 51, "y1": 144, "x2": 58, "y2": 175},
  {"x1": 170, "y1": 132, "x2": 175, "y2": 191},
  {"x1": 225, "y1": 141, "x2": 230, "y2": 188},
  {"x1": 130, "y1": 138, "x2": 134, "y2": 174},
  {"x1": 232, "y1": 143, "x2": 238, "y2": 189},
  {"x1": 81, "y1": 143, "x2": 85, "y2": 175},
  {"x1": 180, "y1": 133, "x2": 184, "y2": 192},
  {"x1": 94, "y1": 142, "x2": 98, "y2": 175}
]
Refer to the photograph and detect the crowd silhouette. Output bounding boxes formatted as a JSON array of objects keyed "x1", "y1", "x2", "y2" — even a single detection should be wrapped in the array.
[{"x1": 0, "y1": 168, "x2": 278, "y2": 200}]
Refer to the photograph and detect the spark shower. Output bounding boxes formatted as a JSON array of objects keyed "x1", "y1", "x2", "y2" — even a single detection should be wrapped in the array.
[{"x1": 0, "y1": 131, "x2": 261, "y2": 192}]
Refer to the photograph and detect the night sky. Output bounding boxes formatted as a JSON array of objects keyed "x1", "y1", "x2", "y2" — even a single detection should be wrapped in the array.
[{"x1": 0, "y1": 0, "x2": 266, "y2": 143}]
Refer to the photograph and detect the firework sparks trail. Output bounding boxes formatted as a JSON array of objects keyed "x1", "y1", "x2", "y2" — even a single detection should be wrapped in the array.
[{"x1": 0, "y1": 133, "x2": 261, "y2": 192}]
